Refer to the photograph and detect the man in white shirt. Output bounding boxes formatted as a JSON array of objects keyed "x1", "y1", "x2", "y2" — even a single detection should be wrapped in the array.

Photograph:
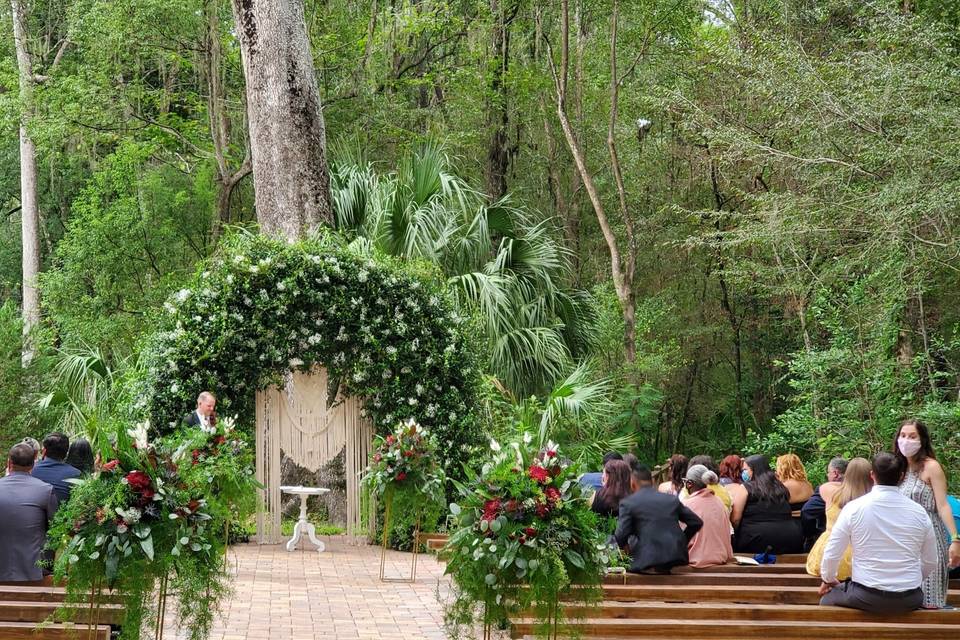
[
  {"x1": 183, "y1": 391, "x2": 217, "y2": 433},
  {"x1": 819, "y1": 452, "x2": 939, "y2": 612}
]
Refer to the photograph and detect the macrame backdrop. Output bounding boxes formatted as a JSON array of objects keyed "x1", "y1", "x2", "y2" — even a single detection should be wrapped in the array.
[{"x1": 255, "y1": 367, "x2": 374, "y2": 543}]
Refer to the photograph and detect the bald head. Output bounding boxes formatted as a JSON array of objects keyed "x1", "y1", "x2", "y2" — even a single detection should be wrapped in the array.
[
  {"x1": 196, "y1": 391, "x2": 216, "y2": 416},
  {"x1": 8, "y1": 443, "x2": 36, "y2": 472}
]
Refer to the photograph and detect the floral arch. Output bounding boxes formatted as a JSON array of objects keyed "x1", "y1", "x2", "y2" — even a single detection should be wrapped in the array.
[{"x1": 135, "y1": 230, "x2": 486, "y2": 537}]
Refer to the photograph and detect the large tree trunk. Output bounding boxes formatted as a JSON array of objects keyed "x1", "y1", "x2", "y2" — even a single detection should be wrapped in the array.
[
  {"x1": 230, "y1": 0, "x2": 332, "y2": 239},
  {"x1": 484, "y1": 0, "x2": 517, "y2": 201},
  {"x1": 11, "y1": 0, "x2": 40, "y2": 363}
]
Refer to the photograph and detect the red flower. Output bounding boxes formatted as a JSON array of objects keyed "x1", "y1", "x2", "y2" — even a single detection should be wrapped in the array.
[
  {"x1": 525, "y1": 527, "x2": 537, "y2": 537},
  {"x1": 214, "y1": 435, "x2": 226, "y2": 446},
  {"x1": 528, "y1": 465, "x2": 549, "y2": 484},
  {"x1": 101, "y1": 459, "x2": 120, "y2": 472},
  {"x1": 192, "y1": 449, "x2": 201, "y2": 465},
  {"x1": 535, "y1": 502, "x2": 550, "y2": 518},
  {"x1": 544, "y1": 487, "x2": 561, "y2": 503},
  {"x1": 386, "y1": 435, "x2": 396, "y2": 445},
  {"x1": 504, "y1": 499, "x2": 519, "y2": 512},
  {"x1": 546, "y1": 450, "x2": 557, "y2": 458},
  {"x1": 95, "y1": 508, "x2": 106, "y2": 524},
  {"x1": 482, "y1": 499, "x2": 501, "y2": 520},
  {"x1": 124, "y1": 470, "x2": 152, "y2": 493},
  {"x1": 403, "y1": 450, "x2": 415, "y2": 458},
  {"x1": 373, "y1": 453, "x2": 382, "y2": 463},
  {"x1": 396, "y1": 471, "x2": 407, "y2": 481}
]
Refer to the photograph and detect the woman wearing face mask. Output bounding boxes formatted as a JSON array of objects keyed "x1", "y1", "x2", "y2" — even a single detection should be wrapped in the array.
[
  {"x1": 895, "y1": 419, "x2": 959, "y2": 609},
  {"x1": 730, "y1": 454, "x2": 804, "y2": 554}
]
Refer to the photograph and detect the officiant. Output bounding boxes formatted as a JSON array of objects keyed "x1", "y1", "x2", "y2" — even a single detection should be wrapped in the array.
[{"x1": 183, "y1": 391, "x2": 217, "y2": 432}]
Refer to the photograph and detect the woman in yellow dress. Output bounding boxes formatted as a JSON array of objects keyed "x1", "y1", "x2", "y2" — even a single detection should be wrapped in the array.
[{"x1": 806, "y1": 457, "x2": 873, "y2": 579}]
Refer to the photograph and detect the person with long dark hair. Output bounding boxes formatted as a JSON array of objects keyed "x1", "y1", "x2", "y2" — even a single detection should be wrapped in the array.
[
  {"x1": 731, "y1": 454, "x2": 803, "y2": 554},
  {"x1": 65, "y1": 438, "x2": 95, "y2": 475},
  {"x1": 591, "y1": 459, "x2": 633, "y2": 518},
  {"x1": 657, "y1": 454, "x2": 688, "y2": 496},
  {"x1": 894, "y1": 419, "x2": 959, "y2": 609}
]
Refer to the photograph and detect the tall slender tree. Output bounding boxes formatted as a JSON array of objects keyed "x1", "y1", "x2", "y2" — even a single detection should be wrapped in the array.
[{"x1": 229, "y1": 0, "x2": 332, "y2": 239}]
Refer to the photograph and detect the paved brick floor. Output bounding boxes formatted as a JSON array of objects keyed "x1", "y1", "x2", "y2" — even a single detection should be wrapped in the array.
[{"x1": 167, "y1": 538, "x2": 455, "y2": 640}]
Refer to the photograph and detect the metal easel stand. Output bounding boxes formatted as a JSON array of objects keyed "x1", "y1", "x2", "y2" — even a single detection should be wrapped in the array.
[{"x1": 378, "y1": 494, "x2": 421, "y2": 583}]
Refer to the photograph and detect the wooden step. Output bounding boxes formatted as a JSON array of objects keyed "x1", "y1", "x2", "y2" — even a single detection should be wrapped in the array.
[
  {"x1": 0, "y1": 600, "x2": 124, "y2": 625},
  {"x1": 0, "y1": 587, "x2": 122, "y2": 605},
  {"x1": 593, "y1": 584, "x2": 960, "y2": 606},
  {"x1": 603, "y1": 572, "x2": 819, "y2": 586},
  {"x1": 556, "y1": 600, "x2": 960, "y2": 623},
  {"x1": 510, "y1": 617, "x2": 960, "y2": 639},
  {"x1": 0, "y1": 621, "x2": 110, "y2": 639}
]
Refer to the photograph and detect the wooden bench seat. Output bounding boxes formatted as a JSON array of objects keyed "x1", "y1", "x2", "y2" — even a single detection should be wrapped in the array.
[
  {"x1": 556, "y1": 600, "x2": 960, "y2": 623},
  {"x1": 0, "y1": 620, "x2": 111, "y2": 639},
  {"x1": 0, "y1": 600, "x2": 123, "y2": 625},
  {"x1": 0, "y1": 587, "x2": 121, "y2": 605},
  {"x1": 603, "y1": 572, "x2": 821, "y2": 586},
  {"x1": 585, "y1": 583, "x2": 960, "y2": 606},
  {"x1": 510, "y1": 617, "x2": 960, "y2": 639}
]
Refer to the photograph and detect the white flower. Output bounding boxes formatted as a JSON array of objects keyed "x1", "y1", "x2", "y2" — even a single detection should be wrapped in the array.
[
  {"x1": 226, "y1": 274, "x2": 235, "y2": 284},
  {"x1": 220, "y1": 415, "x2": 237, "y2": 433},
  {"x1": 233, "y1": 255, "x2": 245, "y2": 264},
  {"x1": 250, "y1": 265, "x2": 259, "y2": 273},
  {"x1": 174, "y1": 289, "x2": 191, "y2": 303},
  {"x1": 489, "y1": 439, "x2": 501, "y2": 452},
  {"x1": 522, "y1": 432, "x2": 533, "y2": 445},
  {"x1": 164, "y1": 302, "x2": 176, "y2": 314},
  {"x1": 127, "y1": 421, "x2": 150, "y2": 450},
  {"x1": 407, "y1": 397, "x2": 418, "y2": 406},
  {"x1": 277, "y1": 281, "x2": 286, "y2": 291},
  {"x1": 386, "y1": 346, "x2": 397, "y2": 356},
  {"x1": 116, "y1": 506, "x2": 143, "y2": 525},
  {"x1": 358, "y1": 270, "x2": 369, "y2": 282},
  {"x1": 415, "y1": 383, "x2": 425, "y2": 395},
  {"x1": 170, "y1": 383, "x2": 180, "y2": 394}
]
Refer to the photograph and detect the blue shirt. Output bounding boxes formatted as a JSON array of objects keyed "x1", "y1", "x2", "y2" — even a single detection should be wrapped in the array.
[
  {"x1": 30, "y1": 458, "x2": 81, "y2": 504},
  {"x1": 579, "y1": 472, "x2": 603, "y2": 491},
  {"x1": 947, "y1": 496, "x2": 960, "y2": 545}
]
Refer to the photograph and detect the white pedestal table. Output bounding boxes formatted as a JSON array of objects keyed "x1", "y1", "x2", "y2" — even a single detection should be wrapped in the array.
[{"x1": 279, "y1": 485, "x2": 331, "y2": 552}]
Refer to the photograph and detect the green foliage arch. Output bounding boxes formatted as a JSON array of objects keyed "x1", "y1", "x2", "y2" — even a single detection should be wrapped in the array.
[{"x1": 136, "y1": 231, "x2": 486, "y2": 467}]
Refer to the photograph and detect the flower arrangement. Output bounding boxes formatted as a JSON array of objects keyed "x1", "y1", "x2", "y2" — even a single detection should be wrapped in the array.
[
  {"x1": 48, "y1": 417, "x2": 258, "y2": 640},
  {"x1": 443, "y1": 435, "x2": 613, "y2": 638},
  {"x1": 362, "y1": 418, "x2": 446, "y2": 506}
]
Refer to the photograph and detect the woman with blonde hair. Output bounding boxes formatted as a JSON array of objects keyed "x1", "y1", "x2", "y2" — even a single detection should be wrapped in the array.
[
  {"x1": 806, "y1": 457, "x2": 872, "y2": 579},
  {"x1": 776, "y1": 453, "x2": 814, "y2": 509}
]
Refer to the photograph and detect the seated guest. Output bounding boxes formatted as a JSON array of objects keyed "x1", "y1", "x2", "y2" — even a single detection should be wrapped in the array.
[
  {"x1": 775, "y1": 453, "x2": 814, "y2": 509},
  {"x1": 19, "y1": 437, "x2": 41, "y2": 461},
  {"x1": 819, "y1": 453, "x2": 938, "y2": 613},
  {"x1": 679, "y1": 455, "x2": 732, "y2": 512},
  {"x1": 732, "y1": 454, "x2": 804, "y2": 554},
  {"x1": 657, "y1": 454, "x2": 688, "y2": 496},
  {"x1": 683, "y1": 465, "x2": 734, "y2": 568},
  {"x1": 616, "y1": 464, "x2": 703, "y2": 574},
  {"x1": 718, "y1": 455, "x2": 742, "y2": 487},
  {"x1": 65, "y1": 438, "x2": 95, "y2": 475},
  {"x1": 622, "y1": 454, "x2": 643, "y2": 490},
  {"x1": 580, "y1": 451, "x2": 623, "y2": 491},
  {"x1": 801, "y1": 457, "x2": 847, "y2": 547},
  {"x1": 0, "y1": 444, "x2": 59, "y2": 582},
  {"x1": 183, "y1": 391, "x2": 217, "y2": 432},
  {"x1": 30, "y1": 433, "x2": 80, "y2": 504},
  {"x1": 806, "y1": 458, "x2": 872, "y2": 579},
  {"x1": 591, "y1": 459, "x2": 633, "y2": 518},
  {"x1": 950, "y1": 494, "x2": 960, "y2": 580}
]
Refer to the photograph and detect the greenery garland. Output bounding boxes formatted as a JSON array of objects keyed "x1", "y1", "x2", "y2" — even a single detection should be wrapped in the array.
[
  {"x1": 442, "y1": 436, "x2": 613, "y2": 638},
  {"x1": 135, "y1": 230, "x2": 486, "y2": 475},
  {"x1": 48, "y1": 416, "x2": 258, "y2": 640}
]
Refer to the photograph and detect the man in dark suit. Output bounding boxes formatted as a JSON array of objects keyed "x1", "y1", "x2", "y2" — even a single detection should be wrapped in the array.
[
  {"x1": 183, "y1": 391, "x2": 217, "y2": 432},
  {"x1": 0, "y1": 444, "x2": 59, "y2": 582},
  {"x1": 801, "y1": 457, "x2": 847, "y2": 549},
  {"x1": 30, "y1": 433, "x2": 80, "y2": 505},
  {"x1": 615, "y1": 464, "x2": 703, "y2": 574}
]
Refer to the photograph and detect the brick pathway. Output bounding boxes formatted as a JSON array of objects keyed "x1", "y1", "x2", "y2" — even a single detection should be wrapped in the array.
[{"x1": 167, "y1": 538, "x2": 455, "y2": 640}]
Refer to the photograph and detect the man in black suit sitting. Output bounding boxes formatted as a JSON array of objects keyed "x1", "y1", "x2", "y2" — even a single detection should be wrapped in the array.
[
  {"x1": 615, "y1": 463, "x2": 703, "y2": 574},
  {"x1": 183, "y1": 391, "x2": 217, "y2": 432}
]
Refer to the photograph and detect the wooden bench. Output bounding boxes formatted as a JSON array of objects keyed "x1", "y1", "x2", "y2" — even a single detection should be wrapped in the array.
[{"x1": 0, "y1": 586, "x2": 122, "y2": 640}]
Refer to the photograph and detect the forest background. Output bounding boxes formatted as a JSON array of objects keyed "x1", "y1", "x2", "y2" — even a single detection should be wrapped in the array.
[{"x1": 1, "y1": 0, "x2": 959, "y2": 487}]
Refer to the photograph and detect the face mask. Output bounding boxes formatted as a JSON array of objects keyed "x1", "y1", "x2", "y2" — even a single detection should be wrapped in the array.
[
  {"x1": 741, "y1": 469, "x2": 751, "y2": 483},
  {"x1": 898, "y1": 437, "x2": 922, "y2": 458}
]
